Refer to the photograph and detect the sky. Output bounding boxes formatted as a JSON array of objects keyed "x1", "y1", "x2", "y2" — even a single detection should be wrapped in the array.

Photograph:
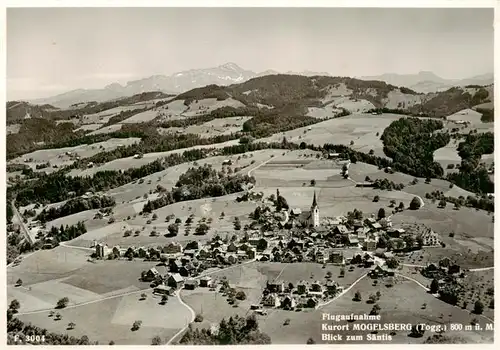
[{"x1": 7, "y1": 7, "x2": 495, "y2": 100}]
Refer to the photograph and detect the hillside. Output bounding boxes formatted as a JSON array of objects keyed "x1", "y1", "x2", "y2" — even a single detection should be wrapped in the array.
[
  {"x1": 175, "y1": 74, "x2": 492, "y2": 118},
  {"x1": 6, "y1": 74, "x2": 493, "y2": 159},
  {"x1": 359, "y1": 71, "x2": 494, "y2": 93}
]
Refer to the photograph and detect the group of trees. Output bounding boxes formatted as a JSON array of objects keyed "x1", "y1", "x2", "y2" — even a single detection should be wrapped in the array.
[
  {"x1": 142, "y1": 164, "x2": 255, "y2": 213},
  {"x1": 381, "y1": 118, "x2": 449, "y2": 178},
  {"x1": 48, "y1": 222, "x2": 87, "y2": 243},
  {"x1": 372, "y1": 178, "x2": 405, "y2": 191},
  {"x1": 447, "y1": 132, "x2": 494, "y2": 195},
  {"x1": 36, "y1": 195, "x2": 115, "y2": 222},
  {"x1": 179, "y1": 314, "x2": 271, "y2": 345}
]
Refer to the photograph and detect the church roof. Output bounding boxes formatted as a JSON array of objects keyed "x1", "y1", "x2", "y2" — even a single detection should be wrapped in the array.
[{"x1": 312, "y1": 191, "x2": 318, "y2": 207}]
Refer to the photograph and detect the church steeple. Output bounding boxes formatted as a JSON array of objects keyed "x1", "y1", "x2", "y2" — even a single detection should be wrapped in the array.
[{"x1": 312, "y1": 191, "x2": 318, "y2": 208}]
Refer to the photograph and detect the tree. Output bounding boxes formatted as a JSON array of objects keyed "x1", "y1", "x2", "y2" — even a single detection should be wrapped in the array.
[
  {"x1": 398, "y1": 202, "x2": 405, "y2": 210},
  {"x1": 152, "y1": 213, "x2": 158, "y2": 220},
  {"x1": 310, "y1": 179, "x2": 316, "y2": 186},
  {"x1": 109, "y1": 341, "x2": 115, "y2": 345},
  {"x1": 430, "y1": 279, "x2": 439, "y2": 294},
  {"x1": 410, "y1": 324, "x2": 425, "y2": 338},
  {"x1": 438, "y1": 199, "x2": 447, "y2": 208},
  {"x1": 353, "y1": 291, "x2": 362, "y2": 302},
  {"x1": 409, "y1": 196, "x2": 422, "y2": 210},
  {"x1": 9, "y1": 299, "x2": 20, "y2": 312},
  {"x1": 306, "y1": 338, "x2": 316, "y2": 344},
  {"x1": 473, "y1": 300, "x2": 484, "y2": 314},
  {"x1": 373, "y1": 195, "x2": 380, "y2": 202},
  {"x1": 132, "y1": 320, "x2": 142, "y2": 331},
  {"x1": 151, "y1": 336, "x2": 162, "y2": 345},
  {"x1": 386, "y1": 257, "x2": 399, "y2": 269},
  {"x1": 15, "y1": 279, "x2": 22, "y2": 286},
  {"x1": 67, "y1": 322, "x2": 76, "y2": 330},
  {"x1": 161, "y1": 295, "x2": 168, "y2": 304},
  {"x1": 195, "y1": 223, "x2": 210, "y2": 235},
  {"x1": 489, "y1": 299, "x2": 494, "y2": 309},
  {"x1": 390, "y1": 199, "x2": 397, "y2": 207},
  {"x1": 140, "y1": 293, "x2": 147, "y2": 300},
  {"x1": 377, "y1": 208, "x2": 386, "y2": 220},
  {"x1": 370, "y1": 303, "x2": 381, "y2": 315},
  {"x1": 236, "y1": 291, "x2": 247, "y2": 300},
  {"x1": 56, "y1": 297, "x2": 69, "y2": 309},
  {"x1": 167, "y1": 223, "x2": 179, "y2": 236},
  {"x1": 195, "y1": 314, "x2": 204, "y2": 322}
]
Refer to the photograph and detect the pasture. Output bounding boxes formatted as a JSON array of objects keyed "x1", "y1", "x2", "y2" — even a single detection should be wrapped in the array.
[
  {"x1": 258, "y1": 113, "x2": 402, "y2": 159},
  {"x1": 87, "y1": 124, "x2": 123, "y2": 135},
  {"x1": 68, "y1": 139, "x2": 240, "y2": 177},
  {"x1": 258, "y1": 277, "x2": 493, "y2": 344},
  {"x1": 157, "y1": 116, "x2": 252, "y2": 138},
  {"x1": 15, "y1": 292, "x2": 188, "y2": 345},
  {"x1": 82, "y1": 105, "x2": 145, "y2": 124},
  {"x1": 9, "y1": 137, "x2": 141, "y2": 171}
]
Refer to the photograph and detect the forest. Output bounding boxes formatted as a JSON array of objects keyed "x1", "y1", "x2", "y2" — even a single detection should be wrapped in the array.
[{"x1": 381, "y1": 118, "x2": 449, "y2": 178}]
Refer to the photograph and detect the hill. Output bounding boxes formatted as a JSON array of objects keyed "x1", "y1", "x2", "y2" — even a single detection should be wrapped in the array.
[{"x1": 359, "y1": 71, "x2": 493, "y2": 93}]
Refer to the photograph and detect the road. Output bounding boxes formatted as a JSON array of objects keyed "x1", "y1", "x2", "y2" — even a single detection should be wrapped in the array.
[
  {"x1": 316, "y1": 273, "x2": 368, "y2": 309},
  {"x1": 396, "y1": 272, "x2": 495, "y2": 324},
  {"x1": 16, "y1": 257, "x2": 257, "y2": 315},
  {"x1": 11, "y1": 201, "x2": 36, "y2": 245}
]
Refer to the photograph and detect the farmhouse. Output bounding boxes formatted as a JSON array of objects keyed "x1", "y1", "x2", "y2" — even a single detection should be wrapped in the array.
[
  {"x1": 281, "y1": 295, "x2": 298, "y2": 309},
  {"x1": 199, "y1": 276, "x2": 212, "y2": 287},
  {"x1": 167, "y1": 273, "x2": 185, "y2": 289},
  {"x1": 184, "y1": 279, "x2": 199, "y2": 290},
  {"x1": 154, "y1": 284, "x2": 173, "y2": 295},
  {"x1": 163, "y1": 242, "x2": 183, "y2": 254},
  {"x1": 263, "y1": 294, "x2": 281, "y2": 307},
  {"x1": 143, "y1": 267, "x2": 161, "y2": 282},
  {"x1": 329, "y1": 251, "x2": 344, "y2": 265},
  {"x1": 95, "y1": 243, "x2": 111, "y2": 258}
]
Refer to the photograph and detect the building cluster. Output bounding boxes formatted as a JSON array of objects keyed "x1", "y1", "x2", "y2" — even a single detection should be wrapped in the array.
[{"x1": 257, "y1": 279, "x2": 344, "y2": 310}]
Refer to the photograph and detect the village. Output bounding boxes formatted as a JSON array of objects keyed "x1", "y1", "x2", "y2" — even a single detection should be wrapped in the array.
[{"x1": 84, "y1": 187, "x2": 463, "y2": 315}]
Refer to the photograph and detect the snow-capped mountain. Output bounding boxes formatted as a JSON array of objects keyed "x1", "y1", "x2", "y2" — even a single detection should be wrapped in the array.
[{"x1": 29, "y1": 63, "x2": 263, "y2": 108}]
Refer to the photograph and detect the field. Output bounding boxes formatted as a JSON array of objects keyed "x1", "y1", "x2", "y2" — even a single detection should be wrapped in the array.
[
  {"x1": 433, "y1": 139, "x2": 462, "y2": 174},
  {"x1": 68, "y1": 139, "x2": 240, "y2": 177},
  {"x1": 81, "y1": 105, "x2": 145, "y2": 124},
  {"x1": 9, "y1": 137, "x2": 141, "y2": 171},
  {"x1": 258, "y1": 277, "x2": 493, "y2": 344},
  {"x1": 443, "y1": 109, "x2": 494, "y2": 134},
  {"x1": 87, "y1": 124, "x2": 123, "y2": 135},
  {"x1": 119, "y1": 98, "x2": 246, "y2": 124},
  {"x1": 158, "y1": 116, "x2": 252, "y2": 138},
  {"x1": 258, "y1": 113, "x2": 404, "y2": 159},
  {"x1": 15, "y1": 292, "x2": 189, "y2": 345}
]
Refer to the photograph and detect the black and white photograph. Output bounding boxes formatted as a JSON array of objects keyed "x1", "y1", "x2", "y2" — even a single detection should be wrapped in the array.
[{"x1": 4, "y1": 1, "x2": 497, "y2": 346}]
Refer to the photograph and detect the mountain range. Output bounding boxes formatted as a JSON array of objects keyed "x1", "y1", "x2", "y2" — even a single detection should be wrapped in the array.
[
  {"x1": 358, "y1": 71, "x2": 494, "y2": 94},
  {"x1": 25, "y1": 63, "x2": 493, "y2": 108}
]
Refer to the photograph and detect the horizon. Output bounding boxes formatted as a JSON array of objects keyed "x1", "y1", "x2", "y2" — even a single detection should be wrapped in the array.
[{"x1": 7, "y1": 7, "x2": 494, "y2": 101}]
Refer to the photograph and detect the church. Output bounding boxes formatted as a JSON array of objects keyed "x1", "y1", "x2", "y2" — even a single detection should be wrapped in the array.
[{"x1": 295, "y1": 191, "x2": 320, "y2": 228}]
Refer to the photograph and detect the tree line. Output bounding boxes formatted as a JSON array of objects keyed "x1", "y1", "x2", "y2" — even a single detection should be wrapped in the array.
[{"x1": 36, "y1": 195, "x2": 116, "y2": 222}]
